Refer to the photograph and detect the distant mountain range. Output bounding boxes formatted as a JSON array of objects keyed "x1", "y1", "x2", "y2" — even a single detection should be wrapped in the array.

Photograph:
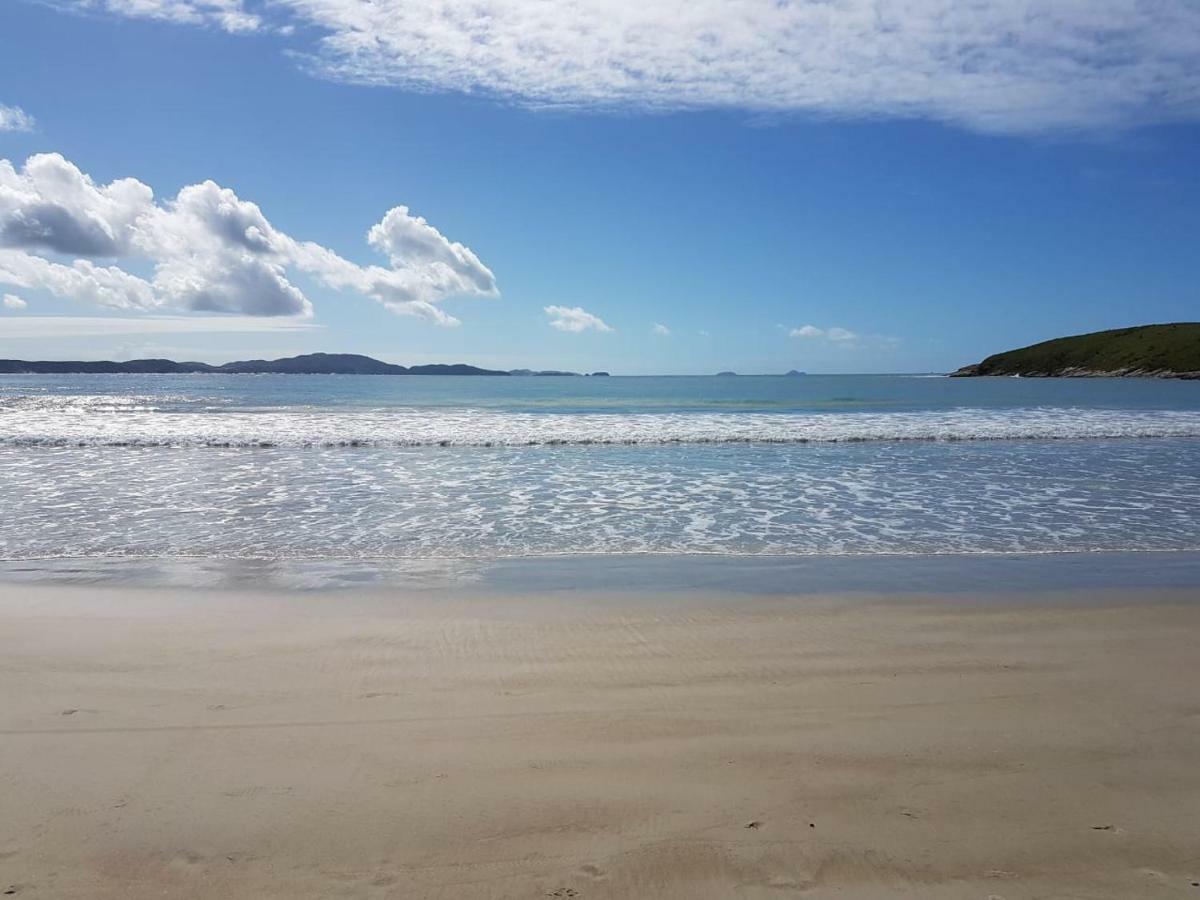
[
  {"x1": 0, "y1": 352, "x2": 832, "y2": 377},
  {"x1": 952, "y1": 323, "x2": 1200, "y2": 379},
  {"x1": 0, "y1": 352, "x2": 594, "y2": 376}
]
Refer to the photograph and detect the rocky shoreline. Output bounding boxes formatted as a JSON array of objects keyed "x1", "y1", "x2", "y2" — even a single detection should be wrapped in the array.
[{"x1": 952, "y1": 364, "x2": 1200, "y2": 379}]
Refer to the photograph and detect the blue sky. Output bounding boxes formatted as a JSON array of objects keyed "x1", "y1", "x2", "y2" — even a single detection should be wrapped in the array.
[{"x1": 0, "y1": 0, "x2": 1198, "y2": 374}]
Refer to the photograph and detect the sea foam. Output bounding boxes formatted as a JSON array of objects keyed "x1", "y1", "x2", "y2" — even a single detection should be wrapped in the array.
[{"x1": 3, "y1": 399, "x2": 1200, "y2": 447}]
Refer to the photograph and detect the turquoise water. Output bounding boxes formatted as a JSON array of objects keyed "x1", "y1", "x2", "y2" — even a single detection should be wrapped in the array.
[
  {"x1": 1, "y1": 373, "x2": 1198, "y2": 560},
  {"x1": 4, "y1": 372, "x2": 1199, "y2": 416}
]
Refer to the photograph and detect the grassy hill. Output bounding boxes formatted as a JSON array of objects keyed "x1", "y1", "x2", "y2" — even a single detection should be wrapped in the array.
[{"x1": 953, "y1": 323, "x2": 1200, "y2": 379}]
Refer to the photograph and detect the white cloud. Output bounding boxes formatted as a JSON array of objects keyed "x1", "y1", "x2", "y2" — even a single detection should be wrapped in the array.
[
  {"x1": 0, "y1": 153, "x2": 155, "y2": 257},
  {"x1": 56, "y1": 0, "x2": 1200, "y2": 134},
  {"x1": 0, "y1": 104, "x2": 35, "y2": 133},
  {"x1": 790, "y1": 325, "x2": 824, "y2": 338},
  {"x1": 788, "y1": 324, "x2": 902, "y2": 351},
  {"x1": 0, "y1": 251, "x2": 158, "y2": 311},
  {"x1": 367, "y1": 206, "x2": 495, "y2": 295},
  {"x1": 651, "y1": 322, "x2": 670, "y2": 336},
  {"x1": 789, "y1": 325, "x2": 859, "y2": 342},
  {"x1": 545, "y1": 305, "x2": 612, "y2": 333},
  {"x1": 66, "y1": 0, "x2": 262, "y2": 33},
  {"x1": 0, "y1": 152, "x2": 497, "y2": 323},
  {"x1": 0, "y1": 315, "x2": 318, "y2": 338},
  {"x1": 2, "y1": 293, "x2": 27, "y2": 310}
]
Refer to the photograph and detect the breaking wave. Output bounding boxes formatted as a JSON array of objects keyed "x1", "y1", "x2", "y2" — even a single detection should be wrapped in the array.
[{"x1": 2, "y1": 400, "x2": 1200, "y2": 448}]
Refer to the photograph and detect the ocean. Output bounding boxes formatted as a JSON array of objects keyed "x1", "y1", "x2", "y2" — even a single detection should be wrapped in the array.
[{"x1": 2, "y1": 373, "x2": 1199, "y2": 564}]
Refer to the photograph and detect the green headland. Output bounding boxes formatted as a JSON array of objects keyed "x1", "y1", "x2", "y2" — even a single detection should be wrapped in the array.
[{"x1": 952, "y1": 323, "x2": 1200, "y2": 379}]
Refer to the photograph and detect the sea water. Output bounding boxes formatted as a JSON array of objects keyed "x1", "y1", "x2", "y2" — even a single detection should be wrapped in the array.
[{"x1": 2, "y1": 373, "x2": 1198, "y2": 561}]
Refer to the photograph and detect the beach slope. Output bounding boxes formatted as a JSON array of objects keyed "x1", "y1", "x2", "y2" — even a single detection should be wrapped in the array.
[{"x1": 1, "y1": 584, "x2": 1198, "y2": 898}]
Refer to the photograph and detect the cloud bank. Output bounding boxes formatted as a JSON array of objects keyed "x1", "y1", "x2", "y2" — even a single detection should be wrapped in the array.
[
  {"x1": 545, "y1": 305, "x2": 612, "y2": 333},
  {"x1": 0, "y1": 104, "x2": 35, "y2": 133},
  {"x1": 2, "y1": 293, "x2": 27, "y2": 310},
  {"x1": 55, "y1": 0, "x2": 1200, "y2": 134},
  {"x1": 0, "y1": 153, "x2": 496, "y2": 323},
  {"x1": 0, "y1": 315, "x2": 320, "y2": 338}
]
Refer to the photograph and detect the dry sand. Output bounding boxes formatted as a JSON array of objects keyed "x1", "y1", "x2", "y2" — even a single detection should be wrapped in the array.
[{"x1": 1, "y1": 582, "x2": 1198, "y2": 899}]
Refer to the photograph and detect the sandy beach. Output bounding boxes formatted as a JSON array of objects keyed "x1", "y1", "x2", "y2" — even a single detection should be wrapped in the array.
[{"x1": 2, "y1": 582, "x2": 1199, "y2": 899}]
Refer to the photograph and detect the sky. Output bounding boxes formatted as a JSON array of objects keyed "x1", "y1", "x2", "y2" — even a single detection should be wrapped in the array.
[{"x1": 0, "y1": 1, "x2": 1198, "y2": 375}]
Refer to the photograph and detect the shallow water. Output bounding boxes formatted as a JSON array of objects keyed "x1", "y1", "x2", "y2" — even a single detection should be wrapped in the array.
[{"x1": 2, "y1": 373, "x2": 1198, "y2": 561}]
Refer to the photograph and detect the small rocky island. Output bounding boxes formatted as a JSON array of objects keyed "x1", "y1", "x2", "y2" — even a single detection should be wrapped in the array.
[{"x1": 952, "y1": 323, "x2": 1200, "y2": 379}]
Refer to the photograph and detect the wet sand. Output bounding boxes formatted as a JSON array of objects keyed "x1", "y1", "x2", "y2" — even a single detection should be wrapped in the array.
[{"x1": 1, "y1": 582, "x2": 1198, "y2": 898}]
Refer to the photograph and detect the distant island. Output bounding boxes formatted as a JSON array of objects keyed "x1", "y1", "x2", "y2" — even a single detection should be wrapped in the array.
[
  {"x1": 507, "y1": 369, "x2": 584, "y2": 377},
  {"x1": 714, "y1": 370, "x2": 809, "y2": 377},
  {"x1": 952, "y1": 323, "x2": 1200, "y2": 380},
  {"x1": 0, "y1": 352, "x2": 591, "y2": 377}
]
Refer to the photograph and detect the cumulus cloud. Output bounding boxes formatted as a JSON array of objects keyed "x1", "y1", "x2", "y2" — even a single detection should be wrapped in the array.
[
  {"x1": 367, "y1": 206, "x2": 495, "y2": 295},
  {"x1": 0, "y1": 104, "x2": 35, "y2": 133},
  {"x1": 55, "y1": 0, "x2": 1200, "y2": 134},
  {"x1": 0, "y1": 154, "x2": 151, "y2": 257},
  {"x1": 0, "y1": 152, "x2": 497, "y2": 323},
  {"x1": 0, "y1": 251, "x2": 158, "y2": 311},
  {"x1": 2, "y1": 293, "x2": 27, "y2": 310},
  {"x1": 790, "y1": 325, "x2": 858, "y2": 342},
  {"x1": 651, "y1": 322, "x2": 670, "y2": 337},
  {"x1": 545, "y1": 305, "x2": 612, "y2": 333}
]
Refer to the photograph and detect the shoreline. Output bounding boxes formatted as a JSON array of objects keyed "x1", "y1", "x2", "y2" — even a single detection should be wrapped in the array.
[
  {"x1": 4, "y1": 547, "x2": 1200, "y2": 595},
  {"x1": 2, "y1": 577, "x2": 1199, "y2": 897}
]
